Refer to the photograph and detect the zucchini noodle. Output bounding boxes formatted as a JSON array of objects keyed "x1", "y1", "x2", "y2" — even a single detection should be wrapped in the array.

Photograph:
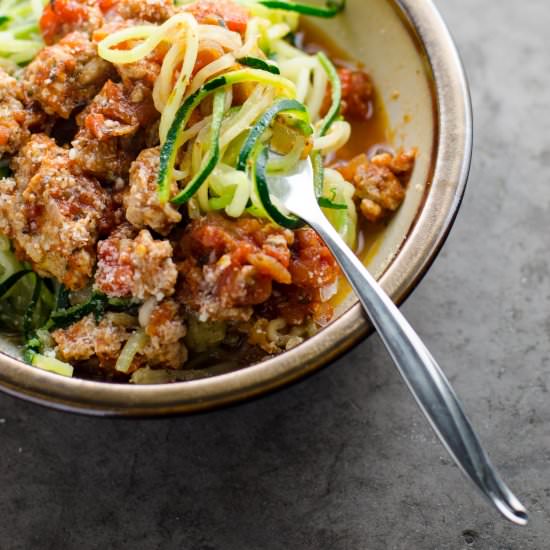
[
  {"x1": 32, "y1": 353, "x2": 74, "y2": 377},
  {"x1": 172, "y1": 88, "x2": 228, "y2": 205},
  {"x1": 0, "y1": 238, "x2": 53, "y2": 337},
  {"x1": 208, "y1": 164, "x2": 251, "y2": 218},
  {"x1": 187, "y1": 52, "x2": 236, "y2": 96},
  {"x1": 266, "y1": 22, "x2": 291, "y2": 41},
  {"x1": 305, "y1": 60, "x2": 328, "y2": 122},
  {"x1": 219, "y1": 86, "x2": 274, "y2": 149},
  {"x1": 322, "y1": 168, "x2": 357, "y2": 248},
  {"x1": 115, "y1": 329, "x2": 149, "y2": 373},
  {"x1": 313, "y1": 120, "x2": 351, "y2": 153},
  {"x1": 199, "y1": 24, "x2": 242, "y2": 51},
  {"x1": 258, "y1": 0, "x2": 346, "y2": 18},
  {"x1": 156, "y1": 68, "x2": 296, "y2": 203},
  {"x1": 279, "y1": 57, "x2": 317, "y2": 102},
  {"x1": 157, "y1": 19, "x2": 200, "y2": 140},
  {"x1": 239, "y1": 0, "x2": 300, "y2": 29},
  {"x1": 95, "y1": 3, "x2": 357, "y2": 241},
  {"x1": 98, "y1": 15, "x2": 197, "y2": 64},
  {"x1": 0, "y1": 0, "x2": 405, "y2": 380},
  {"x1": 237, "y1": 17, "x2": 264, "y2": 58},
  {"x1": 268, "y1": 135, "x2": 305, "y2": 172},
  {"x1": 0, "y1": 0, "x2": 45, "y2": 71}
]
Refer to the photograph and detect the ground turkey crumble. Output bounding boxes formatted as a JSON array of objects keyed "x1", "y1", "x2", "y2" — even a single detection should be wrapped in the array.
[
  {"x1": 335, "y1": 150, "x2": 416, "y2": 223},
  {"x1": 124, "y1": 147, "x2": 182, "y2": 235},
  {"x1": 95, "y1": 224, "x2": 178, "y2": 301},
  {"x1": 71, "y1": 80, "x2": 158, "y2": 181},
  {"x1": 0, "y1": 69, "x2": 30, "y2": 158},
  {"x1": 23, "y1": 31, "x2": 114, "y2": 119},
  {"x1": 52, "y1": 298, "x2": 187, "y2": 373},
  {"x1": 0, "y1": 134, "x2": 114, "y2": 289}
]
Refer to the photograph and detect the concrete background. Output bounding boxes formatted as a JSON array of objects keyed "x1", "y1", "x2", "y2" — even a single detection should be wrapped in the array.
[{"x1": 0, "y1": 0, "x2": 549, "y2": 548}]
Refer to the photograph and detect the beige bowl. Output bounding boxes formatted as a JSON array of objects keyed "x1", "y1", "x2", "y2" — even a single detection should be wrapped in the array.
[{"x1": 0, "y1": 0, "x2": 472, "y2": 415}]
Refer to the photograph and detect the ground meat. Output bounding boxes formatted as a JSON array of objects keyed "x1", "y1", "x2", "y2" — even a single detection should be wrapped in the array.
[
  {"x1": 142, "y1": 299, "x2": 187, "y2": 369},
  {"x1": 53, "y1": 301, "x2": 187, "y2": 372},
  {"x1": 91, "y1": 0, "x2": 178, "y2": 89},
  {"x1": 95, "y1": 225, "x2": 178, "y2": 300},
  {"x1": 52, "y1": 315, "x2": 99, "y2": 361},
  {"x1": 323, "y1": 68, "x2": 374, "y2": 122},
  {"x1": 0, "y1": 134, "x2": 114, "y2": 289},
  {"x1": 339, "y1": 68, "x2": 374, "y2": 120},
  {"x1": 7, "y1": 133, "x2": 51, "y2": 190},
  {"x1": 71, "y1": 80, "x2": 158, "y2": 181},
  {"x1": 143, "y1": 299, "x2": 185, "y2": 345},
  {"x1": 53, "y1": 312, "x2": 133, "y2": 369},
  {"x1": 39, "y1": 0, "x2": 105, "y2": 45},
  {"x1": 183, "y1": 0, "x2": 249, "y2": 34},
  {"x1": 23, "y1": 31, "x2": 113, "y2": 118},
  {"x1": 114, "y1": 52, "x2": 164, "y2": 91},
  {"x1": 264, "y1": 285, "x2": 334, "y2": 328},
  {"x1": 0, "y1": 69, "x2": 30, "y2": 158},
  {"x1": 176, "y1": 214, "x2": 299, "y2": 322},
  {"x1": 259, "y1": 228, "x2": 338, "y2": 326},
  {"x1": 123, "y1": 147, "x2": 181, "y2": 235},
  {"x1": 104, "y1": 0, "x2": 175, "y2": 23},
  {"x1": 23, "y1": 102, "x2": 53, "y2": 135},
  {"x1": 334, "y1": 150, "x2": 416, "y2": 223}
]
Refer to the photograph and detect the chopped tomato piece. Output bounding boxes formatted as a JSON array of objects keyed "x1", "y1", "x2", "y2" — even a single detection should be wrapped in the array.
[
  {"x1": 98, "y1": 0, "x2": 117, "y2": 12},
  {"x1": 184, "y1": 0, "x2": 250, "y2": 35},
  {"x1": 193, "y1": 45, "x2": 224, "y2": 75},
  {"x1": 39, "y1": 0, "x2": 88, "y2": 45},
  {"x1": 0, "y1": 127, "x2": 9, "y2": 146}
]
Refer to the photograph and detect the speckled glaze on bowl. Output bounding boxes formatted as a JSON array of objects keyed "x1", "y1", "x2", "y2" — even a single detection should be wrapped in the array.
[{"x1": 0, "y1": 0, "x2": 472, "y2": 415}]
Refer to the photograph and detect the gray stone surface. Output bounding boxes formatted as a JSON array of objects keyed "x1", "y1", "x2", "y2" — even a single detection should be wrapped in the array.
[{"x1": 0, "y1": 1, "x2": 549, "y2": 548}]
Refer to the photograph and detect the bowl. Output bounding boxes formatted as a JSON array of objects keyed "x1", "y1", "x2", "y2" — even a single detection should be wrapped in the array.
[{"x1": 0, "y1": 0, "x2": 472, "y2": 415}]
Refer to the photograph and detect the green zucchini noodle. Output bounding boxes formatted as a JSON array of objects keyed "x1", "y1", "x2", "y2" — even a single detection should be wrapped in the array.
[
  {"x1": 115, "y1": 328, "x2": 149, "y2": 373},
  {"x1": 0, "y1": 235, "x2": 56, "y2": 361},
  {"x1": 313, "y1": 120, "x2": 351, "y2": 153},
  {"x1": 0, "y1": 0, "x2": 396, "y2": 380},
  {"x1": 322, "y1": 168, "x2": 357, "y2": 248},
  {"x1": 97, "y1": 1, "x2": 356, "y2": 233},
  {"x1": 0, "y1": 0, "x2": 45, "y2": 72}
]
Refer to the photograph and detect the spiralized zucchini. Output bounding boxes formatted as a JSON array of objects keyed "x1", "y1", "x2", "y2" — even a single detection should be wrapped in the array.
[
  {"x1": 258, "y1": 0, "x2": 346, "y2": 18},
  {"x1": 0, "y1": 0, "x2": 365, "y2": 375},
  {"x1": 115, "y1": 329, "x2": 149, "y2": 373},
  {"x1": 32, "y1": 353, "x2": 73, "y2": 377},
  {"x1": 95, "y1": 1, "x2": 357, "y2": 229},
  {"x1": 322, "y1": 168, "x2": 357, "y2": 249},
  {"x1": 0, "y1": 0, "x2": 44, "y2": 71},
  {"x1": 0, "y1": 240, "x2": 53, "y2": 336},
  {"x1": 0, "y1": 236, "x2": 78, "y2": 376}
]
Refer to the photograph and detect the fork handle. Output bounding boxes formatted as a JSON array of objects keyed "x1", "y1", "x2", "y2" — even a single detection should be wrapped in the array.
[{"x1": 306, "y1": 211, "x2": 527, "y2": 525}]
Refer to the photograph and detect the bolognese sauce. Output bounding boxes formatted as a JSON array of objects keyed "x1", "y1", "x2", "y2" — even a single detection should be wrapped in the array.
[{"x1": 0, "y1": 0, "x2": 416, "y2": 382}]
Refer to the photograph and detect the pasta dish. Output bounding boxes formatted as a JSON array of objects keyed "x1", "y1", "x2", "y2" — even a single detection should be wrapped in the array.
[{"x1": 0, "y1": 0, "x2": 415, "y2": 382}]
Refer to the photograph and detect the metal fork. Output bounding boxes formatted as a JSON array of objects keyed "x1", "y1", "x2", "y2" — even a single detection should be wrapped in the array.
[{"x1": 271, "y1": 158, "x2": 528, "y2": 525}]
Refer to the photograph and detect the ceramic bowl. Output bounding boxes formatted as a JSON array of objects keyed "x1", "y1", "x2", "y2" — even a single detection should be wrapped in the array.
[{"x1": 0, "y1": 0, "x2": 472, "y2": 415}]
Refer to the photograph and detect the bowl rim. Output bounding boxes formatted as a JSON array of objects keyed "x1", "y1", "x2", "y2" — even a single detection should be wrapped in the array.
[{"x1": 0, "y1": 0, "x2": 473, "y2": 416}]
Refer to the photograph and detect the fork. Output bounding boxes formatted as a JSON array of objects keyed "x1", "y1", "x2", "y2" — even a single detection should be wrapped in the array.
[{"x1": 271, "y1": 158, "x2": 528, "y2": 525}]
